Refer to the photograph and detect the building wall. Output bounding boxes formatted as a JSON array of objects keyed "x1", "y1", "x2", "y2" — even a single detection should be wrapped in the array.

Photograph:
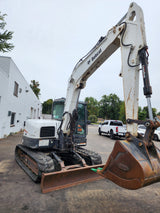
[
  {"x1": 0, "y1": 56, "x2": 41, "y2": 138},
  {"x1": 0, "y1": 57, "x2": 10, "y2": 138}
]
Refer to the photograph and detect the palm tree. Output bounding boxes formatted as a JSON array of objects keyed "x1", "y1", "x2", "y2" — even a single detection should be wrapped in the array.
[
  {"x1": 0, "y1": 12, "x2": 14, "y2": 52},
  {"x1": 30, "y1": 80, "x2": 41, "y2": 99}
]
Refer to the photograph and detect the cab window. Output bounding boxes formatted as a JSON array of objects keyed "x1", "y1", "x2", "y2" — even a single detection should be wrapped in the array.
[{"x1": 53, "y1": 102, "x2": 64, "y2": 120}]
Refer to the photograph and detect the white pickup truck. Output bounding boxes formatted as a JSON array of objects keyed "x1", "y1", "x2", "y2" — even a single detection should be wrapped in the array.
[{"x1": 98, "y1": 120, "x2": 126, "y2": 139}]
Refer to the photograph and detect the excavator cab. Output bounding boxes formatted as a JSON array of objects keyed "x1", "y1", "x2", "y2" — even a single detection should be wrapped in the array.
[{"x1": 52, "y1": 98, "x2": 88, "y2": 146}]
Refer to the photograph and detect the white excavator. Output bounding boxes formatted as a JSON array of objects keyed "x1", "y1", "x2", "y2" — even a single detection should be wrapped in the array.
[{"x1": 15, "y1": 2, "x2": 160, "y2": 193}]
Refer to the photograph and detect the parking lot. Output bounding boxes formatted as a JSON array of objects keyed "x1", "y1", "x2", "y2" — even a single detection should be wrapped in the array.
[{"x1": 1, "y1": 125, "x2": 160, "y2": 213}]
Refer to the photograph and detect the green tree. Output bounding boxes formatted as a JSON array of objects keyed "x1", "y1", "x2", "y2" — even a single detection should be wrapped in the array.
[
  {"x1": 42, "y1": 99, "x2": 53, "y2": 114},
  {"x1": 99, "y1": 94, "x2": 121, "y2": 119},
  {"x1": 85, "y1": 97, "x2": 99, "y2": 116},
  {"x1": 138, "y1": 106, "x2": 157, "y2": 120},
  {"x1": 0, "y1": 12, "x2": 14, "y2": 52},
  {"x1": 157, "y1": 112, "x2": 160, "y2": 116},
  {"x1": 30, "y1": 80, "x2": 40, "y2": 99},
  {"x1": 138, "y1": 106, "x2": 147, "y2": 120},
  {"x1": 98, "y1": 95, "x2": 108, "y2": 119},
  {"x1": 142, "y1": 106, "x2": 157, "y2": 119},
  {"x1": 88, "y1": 115, "x2": 97, "y2": 123},
  {"x1": 118, "y1": 103, "x2": 157, "y2": 122},
  {"x1": 119, "y1": 101, "x2": 126, "y2": 123}
]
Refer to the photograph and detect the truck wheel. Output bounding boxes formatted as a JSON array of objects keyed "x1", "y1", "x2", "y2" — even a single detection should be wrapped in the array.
[
  {"x1": 110, "y1": 130, "x2": 114, "y2": 139},
  {"x1": 153, "y1": 134, "x2": 158, "y2": 141},
  {"x1": 98, "y1": 128, "x2": 102, "y2": 135}
]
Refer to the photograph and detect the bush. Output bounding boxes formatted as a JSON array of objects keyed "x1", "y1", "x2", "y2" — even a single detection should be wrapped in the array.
[{"x1": 88, "y1": 115, "x2": 97, "y2": 123}]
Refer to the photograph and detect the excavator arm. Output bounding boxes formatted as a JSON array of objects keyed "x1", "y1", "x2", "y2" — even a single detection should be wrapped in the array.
[{"x1": 61, "y1": 2, "x2": 148, "y2": 137}]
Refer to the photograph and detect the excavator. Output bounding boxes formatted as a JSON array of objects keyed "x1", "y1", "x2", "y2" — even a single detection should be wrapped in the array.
[{"x1": 15, "y1": 2, "x2": 160, "y2": 193}]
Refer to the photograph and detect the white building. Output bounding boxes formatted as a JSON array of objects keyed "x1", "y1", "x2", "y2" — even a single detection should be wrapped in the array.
[{"x1": 0, "y1": 56, "x2": 41, "y2": 138}]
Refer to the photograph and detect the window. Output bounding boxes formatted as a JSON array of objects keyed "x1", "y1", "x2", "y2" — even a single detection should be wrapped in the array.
[
  {"x1": 110, "y1": 121, "x2": 123, "y2": 126},
  {"x1": 34, "y1": 109, "x2": 36, "y2": 119},
  {"x1": 30, "y1": 107, "x2": 33, "y2": 119},
  {"x1": 13, "y1": 81, "x2": 19, "y2": 97},
  {"x1": 139, "y1": 125, "x2": 146, "y2": 129},
  {"x1": 77, "y1": 103, "x2": 85, "y2": 122},
  {"x1": 53, "y1": 102, "x2": 64, "y2": 120},
  {"x1": 102, "y1": 122, "x2": 108, "y2": 125},
  {"x1": 37, "y1": 108, "x2": 39, "y2": 118},
  {"x1": 10, "y1": 112, "x2": 16, "y2": 126}
]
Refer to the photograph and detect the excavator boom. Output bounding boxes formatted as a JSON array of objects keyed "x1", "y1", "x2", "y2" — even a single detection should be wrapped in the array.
[{"x1": 61, "y1": 2, "x2": 147, "y2": 137}]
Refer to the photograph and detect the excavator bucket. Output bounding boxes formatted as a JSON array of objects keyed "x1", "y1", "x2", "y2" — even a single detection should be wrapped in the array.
[
  {"x1": 97, "y1": 138, "x2": 160, "y2": 189},
  {"x1": 41, "y1": 164, "x2": 104, "y2": 193}
]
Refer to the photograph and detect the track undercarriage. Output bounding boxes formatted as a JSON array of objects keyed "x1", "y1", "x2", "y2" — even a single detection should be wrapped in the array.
[{"x1": 15, "y1": 144, "x2": 103, "y2": 192}]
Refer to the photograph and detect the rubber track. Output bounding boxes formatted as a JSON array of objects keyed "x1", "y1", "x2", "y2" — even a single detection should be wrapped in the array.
[
  {"x1": 15, "y1": 145, "x2": 102, "y2": 183},
  {"x1": 75, "y1": 147, "x2": 102, "y2": 165},
  {"x1": 15, "y1": 145, "x2": 55, "y2": 183}
]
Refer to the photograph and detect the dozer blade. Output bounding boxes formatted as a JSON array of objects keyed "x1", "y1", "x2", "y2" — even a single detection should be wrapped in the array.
[
  {"x1": 97, "y1": 139, "x2": 160, "y2": 190},
  {"x1": 41, "y1": 164, "x2": 104, "y2": 193}
]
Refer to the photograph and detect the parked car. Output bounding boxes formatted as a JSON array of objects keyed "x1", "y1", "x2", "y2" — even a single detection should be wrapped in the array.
[
  {"x1": 98, "y1": 120, "x2": 126, "y2": 139},
  {"x1": 137, "y1": 125, "x2": 146, "y2": 137},
  {"x1": 154, "y1": 127, "x2": 160, "y2": 141},
  {"x1": 138, "y1": 125, "x2": 160, "y2": 141}
]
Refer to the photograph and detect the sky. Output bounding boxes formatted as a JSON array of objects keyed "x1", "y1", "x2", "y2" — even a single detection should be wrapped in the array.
[{"x1": 1, "y1": 0, "x2": 160, "y2": 111}]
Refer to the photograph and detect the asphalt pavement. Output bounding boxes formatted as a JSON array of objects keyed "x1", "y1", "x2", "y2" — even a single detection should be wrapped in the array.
[{"x1": 1, "y1": 125, "x2": 160, "y2": 213}]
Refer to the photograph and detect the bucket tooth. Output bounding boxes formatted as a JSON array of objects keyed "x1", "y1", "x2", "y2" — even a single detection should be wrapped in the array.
[{"x1": 97, "y1": 139, "x2": 160, "y2": 189}]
